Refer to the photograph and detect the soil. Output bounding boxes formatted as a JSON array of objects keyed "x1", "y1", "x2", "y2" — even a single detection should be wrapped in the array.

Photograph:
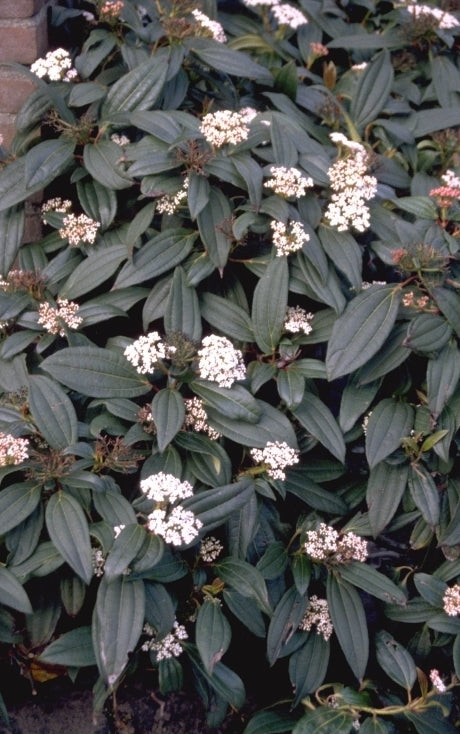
[{"x1": 0, "y1": 674, "x2": 257, "y2": 734}]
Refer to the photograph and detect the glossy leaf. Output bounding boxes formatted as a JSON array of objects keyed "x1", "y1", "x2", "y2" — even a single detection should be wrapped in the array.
[
  {"x1": 182, "y1": 478, "x2": 254, "y2": 533},
  {"x1": 365, "y1": 399, "x2": 414, "y2": 468},
  {"x1": 408, "y1": 464, "x2": 440, "y2": 527},
  {"x1": 206, "y1": 399, "x2": 297, "y2": 449},
  {"x1": 101, "y1": 55, "x2": 168, "y2": 116},
  {"x1": 252, "y1": 257, "x2": 289, "y2": 355},
  {"x1": 59, "y1": 245, "x2": 127, "y2": 300},
  {"x1": 289, "y1": 633, "x2": 330, "y2": 706},
  {"x1": 104, "y1": 524, "x2": 146, "y2": 580},
  {"x1": 164, "y1": 266, "x2": 202, "y2": 342},
  {"x1": 327, "y1": 574, "x2": 368, "y2": 682},
  {"x1": 0, "y1": 566, "x2": 33, "y2": 614},
  {"x1": 366, "y1": 461, "x2": 409, "y2": 536},
  {"x1": 292, "y1": 392, "x2": 346, "y2": 464},
  {"x1": 350, "y1": 50, "x2": 394, "y2": 130},
  {"x1": 24, "y1": 139, "x2": 76, "y2": 191},
  {"x1": 200, "y1": 292, "x2": 253, "y2": 342},
  {"x1": 45, "y1": 491, "x2": 93, "y2": 585},
  {"x1": 267, "y1": 586, "x2": 309, "y2": 665},
  {"x1": 191, "y1": 380, "x2": 260, "y2": 424},
  {"x1": 151, "y1": 389, "x2": 185, "y2": 453},
  {"x1": 326, "y1": 285, "x2": 400, "y2": 380},
  {"x1": 0, "y1": 482, "x2": 42, "y2": 536},
  {"x1": 293, "y1": 708, "x2": 354, "y2": 734},
  {"x1": 0, "y1": 206, "x2": 24, "y2": 276},
  {"x1": 197, "y1": 188, "x2": 233, "y2": 273},
  {"x1": 216, "y1": 558, "x2": 271, "y2": 616},
  {"x1": 196, "y1": 598, "x2": 231, "y2": 674},
  {"x1": 243, "y1": 711, "x2": 298, "y2": 734},
  {"x1": 39, "y1": 626, "x2": 96, "y2": 667},
  {"x1": 339, "y1": 562, "x2": 407, "y2": 605},
  {"x1": 28, "y1": 375, "x2": 78, "y2": 450},
  {"x1": 375, "y1": 630, "x2": 416, "y2": 691},
  {"x1": 426, "y1": 343, "x2": 460, "y2": 418},
  {"x1": 83, "y1": 141, "x2": 133, "y2": 190}
]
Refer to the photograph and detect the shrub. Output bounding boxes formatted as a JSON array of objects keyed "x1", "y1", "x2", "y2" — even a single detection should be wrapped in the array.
[{"x1": 0, "y1": 0, "x2": 460, "y2": 731}]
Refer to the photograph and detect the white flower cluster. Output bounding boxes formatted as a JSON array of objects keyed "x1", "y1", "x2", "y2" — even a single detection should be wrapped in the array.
[
  {"x1": 199, "y1": 536, "x2": 224, "y2": 562},
  {"x1": 284, "y1": 305, "x2": 314, "y2": 334},
  {"x1": 184, "y1": 397, "x2": 222, "y2": 440},
  {"x1": 100, "y1": 0, "x2": 124, "y2": 18},
  {"x1": 442, "y1": 169, "x2": 460, "y2": 188},
  {"x1": 30, "y1": 48, "x2": 77, "y2": 82},
  {"x1": 200, "y1": 110, "x2": 250, "y2": 148},
  {"x1": 0, "y1": 432, "x2": 29, "y2": 466},
  {"x1": 156, "y1": 177, "x2": 189, "y2": 215},
  {"x1": 272, "y1": 4, "x2": 308, "y2": 29},
  {"x1": 142, "y1": 621, "x2": 188, "y2": 659},
  {"x1": 299, "y1": 596, "x2": 334, "y2": 641},
  {"x1": 192, "y1": 9, "x2": 227, "y2": 43},
  {"x1": 361, "y1": 280, "x2": 387, "y2": 290},
  {"x1": 239, "y1": 107, "x2": 258, "y2": 124},
  {"x1": 147, "y1": 506, "x2": 202, "y2": 546},
  {"x1": 325, "y1": 133, "x2": 378, "y2": 232},
  {"x1": 142, "y1": 472, "x2": 202, "y2": 546},
  {"x1": 443, "y1": 584, "x2": 460, "y2": 616},
  {"x1": 37, "y1": 298, "x2": 83, "y2": 336},
  {"x1": 264, "y1": 166, "x2": 313, "y2": 198},
  {"x1": 110, "y1": 133, "x2": 130, "y2": 146},
  {"x1": 250, "y1": 440, "x2": 299, "y2": 480},
  {"x1": 59, "y1": 213, "x2": 100, "y2": 247},
  {"x1": 114, "y1": 524, "x2": 126, "y2": 538},
  {"x1": 91, "y1": 548, "x2": 105, "y2": 577},
  {"x1": 140, "y1": 472, "x2": 194, "y2": 503},
  {"x1": 407, "y1": 3, "x2": 458, "y2": 30},
  {"x1": 242, "y1": 0, "x2": 279, "y2": 6},
  {"x1": 304, "y1": 523, "x2": 368, "y2": 564},
  {"x1": 124, "y1": 331, "x2": 176, "y2": 374},
  {"x1": 197, "y1": 335, "x2": 246, "y2": 388},
  {"x1": 41, "y1": 197, "x2": 72, "y2": 219},
  {"x1": 429, "y1": 669, "x2": 447, "y2": 694},
  {"x1": 271, "y1": 220, "x2": 310, "y2": 257}
]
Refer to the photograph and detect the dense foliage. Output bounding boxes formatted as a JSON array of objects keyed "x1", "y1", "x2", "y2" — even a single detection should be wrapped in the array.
[{"x1": 1, "y1": 0, "x2": 460, "y2": 731}]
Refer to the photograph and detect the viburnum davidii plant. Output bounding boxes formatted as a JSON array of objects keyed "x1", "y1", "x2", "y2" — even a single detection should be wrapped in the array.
[{"x1": 1, "y1": 0, "x2": 460, "y2": 731}]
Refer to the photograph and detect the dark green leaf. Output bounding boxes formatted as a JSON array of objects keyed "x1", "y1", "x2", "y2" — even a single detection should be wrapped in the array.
[
  {"x1": 101, "y1": 55, "x2": 168, "y2": 117},
  {"x1": 207, "y1": 399, "x2": 297, "y2": 448},
  {"x1": 200, "y1": 292, "x2": 253, "y2": 343},
  {"x1": 0, "y1": 482, "x2": 42, "y2": 535},
  {"x1": 197, "y1": 188, "x2": 233, "y2": 273},
  {"x1": 293, "y1": 708, "x2": 354, "y2": 734},
  {"x1": 223, "y1": 589, "x2": 266, "y2": 638},
  {"x1": 339, "y1": 562, "x2": 407, "y2": 605},
  {"x1": 366, "y1": 461, "x2": 409, "y2": 536},
  {"x1": 196, "y1": 598, "x2": 231, "y2": 674},
  {"x1": 327, "y1": 574, "x2": 368, "y2": 682},
  {"x1": 188, "y1": 37, "x2": 272, "y2": 83},
  {"x1": 289, "y1": 633, "x2": 330, "y2": 706},
  {"x1": 182, "y1": 478, "x2": 254, "y2": 534},
  {"x1": 375, "y1": 630, "x2": 416, "y2": 690},
  {"x1": 151, "y1": 389, "x2": 185, "y2": 453},
  {"x1": 285, "y1": 467, "x2": 347, "y2": 514},
  {"x1": 292, "y1": 392, "x2": 346, "y2": 464},
  {"x1": 0, "y1": 206, "x2": 24, "y2": 275},
  {"x1": 243, "y1": 711, "x2": 298, "y2": 734},
  {"x1": 350, "y1": 50, "x2": 394, "y2": 130},
  {"x1": 164, "y1": 266, "x2": 202, "y2": 342},
  {"x1": 365, "y1": 399, "x2": 413, "y2": 468},
  {"x1": 408, "y1": 464, "x2": 440, "y2": 527},
  {"x1": 191, "y1": 380, "x2": 260, "y2": 424},
  {"x1": 0, "y1": 566, "x2": 33, "y2": 614},
  {"x1": 45, "y1": 491, "x2": 93, "y2": 584},
  {"x1": 28, "y1": 375, "x2": 78, "y2": 450},
  {"x1": 25, "y1": 139, "x2": 76, "y2": 191},
  {"x1": 114, "y1": 229, "x2": 196, "y2": 288},
  {"x1": 252, "y1": 258, "x2": 289, "y2": 355},
  {"x1": 427, "y1": 343, "x2": 460, "y2": 418},
  {"x1": 216, "y1": 557, "x2": 271, "y2": 616},
  {"x1": 104, "y1": 524, "x2": 146, "y2": 580},
  {"x1": 267, "y1": 586, "x2": 309, "y2": 665},
  {"x1": 83, "y1": 141, "x2": 132, "y2": 190},
  {"x1": 39, "y1": 626, "x2": 96, "y2": 667},
  {"x1": 404, "y1": 313, "x2": 452, "y2": 354}
]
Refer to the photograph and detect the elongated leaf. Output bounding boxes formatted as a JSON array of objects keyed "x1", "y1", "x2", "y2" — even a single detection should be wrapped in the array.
[
  {"x1": 200, "y1": 292, "x2": 253, "y2": 342},
  {"x1": 289, "y1": 633, "x2": 330, "y2": 706},
  {"x1": 433, "y1": 286, "x2": 460, "y2": 339},
  {"x1": 114, "y1": 229, "x2": 196, "y2": 288},
  {"x1": 188, "y1": 37, "x2": 272, "y2": 83},
  {"x1": 256, "y1": 542, "x2": 288, "y2": 580},
  {"x1": 25, "y1": 139, "x2": 76, "y2": 191},
  {"x1": 339, "y1": 372, "x2": 381, "y2": 433},
  {"x1": 104, "y1": 524, "x2": 146, "y2": 580},
  {"x1": 404, "y1": 313, "x2": 452, "y2": 354},
  {"x1": 216, "y1": 558, "x2": 271, "y2": 616},
  {"x1": 191, "y1": 380, "x2": 260, "y2": 424},
  {"x1": 28, "y1": 375, "x2": 78, "y2": 450},
  {"x1": 267, "y1": 586, "x2": 309, "y2": 665},
  {"x1": 151, "y1": 389, "x2": 185, "y2": 453},
  {"x1": 197, "y1": 188, "x2": 233, "y2": 273},
  {"x1": 292, "y1": 392, "x2": 346, "y2": 464},
  {"x1": 186, "y1": 644, "x2": 246, "y2": 710},
  {"x1": 405, "y1": 709, "x2": 457, "y2": 734},
  {"x1": 83, "y1": 141, "x2": 132, "y2": 190},
  {"x1": 375, "y1": 630, "x2": 416, "y2": 690},
  {"x1": 327, "y1": 574, "x2": 368, "y2": 682},
  {"x1": 59, "y1": 245, "x2": 127, "y2": 300},
  {"x1": 243, "y1": 711, "x2": 298, "y2": 734},
  {"x1": 158, "y1": 656, "x2": 183, "y2": 695},
  {"x1": 41, "y1": 346, "x2": 149, "y2": 398},
  {"x1": 0, "y1": 206, "x2": 25, "y2": 276},
  {"x1": 175, "y1": 432, "x2": 232, "y2": 487},
  {"x1": 366, "y1": 461, "x2": 409, "y2": 536},
  {"x1": 277, "y1": 367, "x2": 305, "y2": 409},
  {"x1": 252, "y1": 258, "x2": 288, "y2": 355},
  {"x1": 187, "y1": 172, "x2": 210, "y2": 219},
  {"x1": 318, "y1": 226, "x2": 362, "y2": 292},
  {"x1": 207, "y1": 399, "x2": 297, "y2": 448},
  {"x1": 164, "y1": 266, "x2": 202, "y2": 342},
  {"x1": 0, "y1": 482, "x2": 42, "y2": 535},
  {"x1": 0, "y1": 566, "x2": 33, "y2": 614},
  {"x1": 39, "y1": 626, "x2": 96, "y2": 667},
  {"x1": 182, "y1": 478, "x2": 254, "y2": 532},
  {"x1": 223, "y1": 589, "x2": 266, "y2": 638},
  {"x1": 0, "y1": 158, "x2": 28, "y2": 210},
  {"x1": 350, "y1": 50, "x2": 394, "y2": 130},
  {"x1": 92, "y1": 576, "x2": 145, "y2": 688},
  {"x1": 408, "y1": 464, "x2": 440, "y2": 527},
  {"x1": 365, "y1": 399, "x2": 413, "y2": 468},
  {"x1": 45, "y1": 491, "x2": 93, "y2": 584},
  {"x1": 293, "y1": 708, "x2": 354, "y2": 734},
  {"x1": 339, "y1": 562, "x2": 406, "y2": 605},
  {"x1": 101, "y1": 55, "x2": 168, "y2": 117},
  {"x1": 426, "y1": 343, "x2": 460, "y2": 418},
  {"x1": 196, "y1": 598, "x2": 231, "y2": 674},
  {"x1": 326, "y1": 285, "x2": 400, "y2": 380}
]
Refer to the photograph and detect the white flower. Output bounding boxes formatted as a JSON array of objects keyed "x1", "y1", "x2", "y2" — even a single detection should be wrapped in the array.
[
  {"x1": 325, "y1": 134, "x2": 377, "y2": 232},
  {"x1": 124, "y1": 332, "x2": 176, "y2": 374},
  {"x1": 30, "y1": 48, "x2": 76, "y2": 82},
  {"x1": 114, "y1": 524, "x2": 126, "y2": 538},
  {"x1": 407, "y1": 3, "x2": 459, "y2": 30},
  {"x1": 239, "y1": 107, "x2": 258, "y2": 124},
  {"x1": 156, "y1": 177, "x2": 189, "y2": 215},
  {"x1": 284, "y1": 306, "x2": 314, "y2": 334},
  {"x1": 142, "y1": 620, "x2": 188, "y2": 658},
  {"x1": 192, "y1": 9, "x2": 227, "y2": 43},
  {"x1": 41, "y1": 198, "x2": 72, "y2": 217},
  {"x1": 264, "y1": 166, "x2": 313, "y2": 198},
  {"x1": 200, "y1": 110, "x2": 250, "y2": 147},
  {"x1": 184, "y1": 397, "x2": 222, "y2": 440},
  {"x1": 197, "y1": 335, "x2": 246, "y2": 388},
  {"x1": 140, "y1": 472, "x2": 194, "y2": 503},
  {"x1": 92, "y1": 548, "x2": 105, "y2": 577},
  {"x1": 299, "y1": 596, "x2": 334, "y2": 641},
  {"x1": 271, "y1": 220, "x2": 310, "y2": 256},
  {"x1": 58, "y1": 213, "x2": 100, "y2": 247},
  {"x1": 441, "y1": 169, "x2": 460, "y2": 188},
  {"x1": 199, "y1": 536, "x2": 224, "y2": 562},
  {"x1": 443, "y1": 584, "x2": 460, "y2": 616},
  {"x1": 146, "y1": 505, "x2": 202, "y2": 546},
  {"x1": 272, "y1": 3, "x2": 308, "y2": 29},
  {"x1": 242, "y1": 0, "x2": 280, "y2": 6},
  {"x1": 37, "y1": 298, "x2": 83, "y2": 336},
  {"x1": 250, "y1": 440, "x2": 299, "y2": 480},
  {"x1": 0, "y1": 432, "x2": 29, "y2": 466},
  {"x1": 303, "y1": 523, "x2": 368, "y2": 564},
  {"x1": 429, "y1": 669, "x2": 447, "y2": 693},
  {"x1": 110, "y1": 133, "x2": 130, "y2": 146}
]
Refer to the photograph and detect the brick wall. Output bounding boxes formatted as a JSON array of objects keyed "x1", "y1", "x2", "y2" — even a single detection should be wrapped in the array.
[{"x1": 0, "y1": 0, "x2": 56, "y2": 149}]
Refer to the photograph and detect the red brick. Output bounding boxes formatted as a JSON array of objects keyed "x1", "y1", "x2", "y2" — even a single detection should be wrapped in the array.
[
  {"x1": 0, "y1": 12, "x2": 49, "y2": 65},
  {"x1": 0, "y1": 112, "x2": 17, "y2": 150},
  {"x1": 0, "y1": 0, "x2": 48, "y2": 19},
  {"x1": 0, "y1": 70, "x2": 37, "y2": 114}
]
